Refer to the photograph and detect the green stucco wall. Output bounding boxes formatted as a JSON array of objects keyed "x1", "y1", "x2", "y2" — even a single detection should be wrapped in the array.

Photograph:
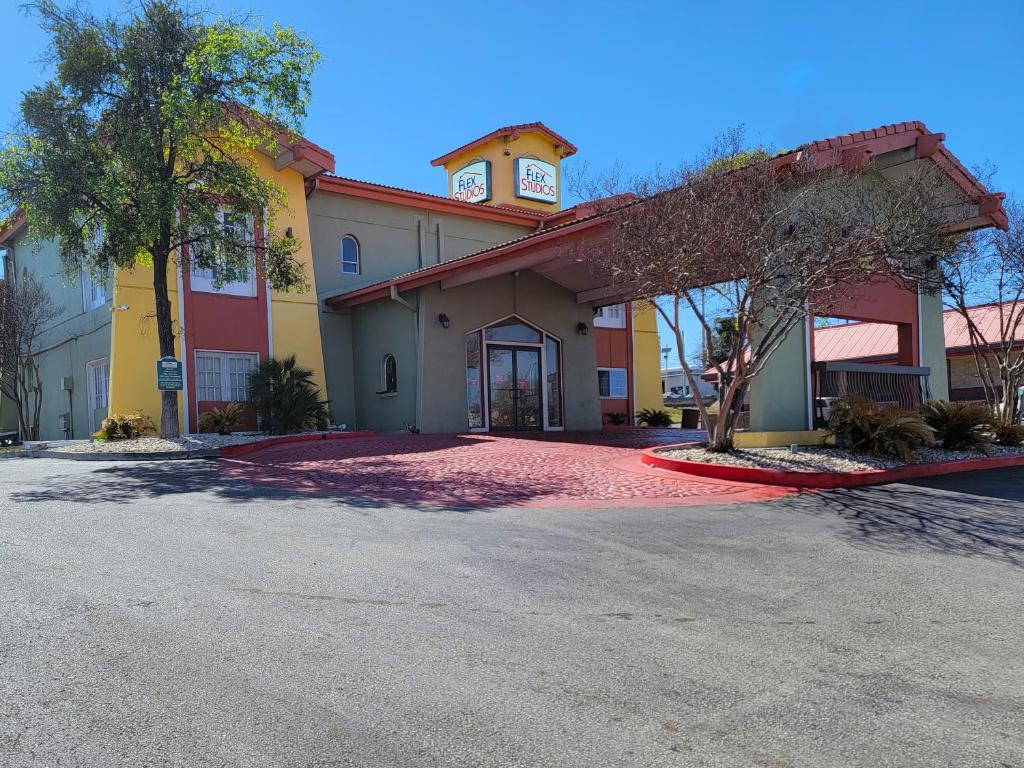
[
  {"x1": 747, "y1": 315, "x2": 812, "y2": 433},
  {"x1": 920, "y1": 286, "x2": 949, "y2": 401},
  {"x1": 6, "y1": 236, "x2": 113, "y2": 441},
  {"x1": 418, "y1": 270, "x2": 603, "y2": 434}
]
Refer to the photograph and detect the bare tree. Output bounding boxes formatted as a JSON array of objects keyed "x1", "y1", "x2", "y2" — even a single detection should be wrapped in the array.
[
  {"x1": 936, "y1": 197, "x2": 1024, "y2": 424},
  {"x1": 0, "y1": 270, "x2": 63, "y2": 440},
  {"x1": 572, "y1": 128, "x2": 952, "y2": 451}
]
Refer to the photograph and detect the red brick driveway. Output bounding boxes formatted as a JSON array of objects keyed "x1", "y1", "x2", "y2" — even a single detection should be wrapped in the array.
[{"x1": 218, "y1": 430, "x2": 791, "y2": 509}]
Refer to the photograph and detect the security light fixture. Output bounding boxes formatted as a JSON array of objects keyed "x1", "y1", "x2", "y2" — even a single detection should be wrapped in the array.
[
  {"x1": 438, "y1": 312, "x2": 450, "y2": 329},
  {"x1": 576, "y1": 321, "x2": 589, "y2": 336}
]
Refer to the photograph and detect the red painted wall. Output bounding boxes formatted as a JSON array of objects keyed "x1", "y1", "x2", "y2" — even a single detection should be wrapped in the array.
[
  {"x1": 593, "y1": 306, "x2": 635, "y2": 421},
  {"x1": 180, "y1": 250, "x2": 269, "y2": 432}
]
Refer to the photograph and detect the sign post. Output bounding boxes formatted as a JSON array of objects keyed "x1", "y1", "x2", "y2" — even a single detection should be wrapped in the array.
[{"x1": 156, "y1": 356, "x2": 183, "y2": 391}]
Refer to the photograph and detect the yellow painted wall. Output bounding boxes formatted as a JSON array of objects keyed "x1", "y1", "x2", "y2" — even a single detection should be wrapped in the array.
[
  {"x1": 106, "y1": 150, "x2": 327, "y2": 432},
  {"x1": 107, "y1": 258, "x2": 185, "y2": 430},
  {"x1": 441, "y1": 131, "x2": 566, "y2": 212},
  {"x1": 632, "y1": 302, "x2": 663, "y2": 413},
  {"x1": 255, "y1": 153, "x2": 328, "y2": 397},
  {"x1": 733, "y1": 430, "x2": 832, "y2": 448}
]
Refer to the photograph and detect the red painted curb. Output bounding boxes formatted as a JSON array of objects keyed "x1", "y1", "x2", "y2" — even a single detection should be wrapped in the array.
[
  {"x1": 641, "y1": 442, "x2": 1024, "y2": 489},
  {"x1": 219, "y1": 431, "x2": 376, "y2": 458}
]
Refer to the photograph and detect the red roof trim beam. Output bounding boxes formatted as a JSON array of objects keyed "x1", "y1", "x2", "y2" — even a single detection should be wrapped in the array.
[{"x1": 430, "y1": 122, "x2": 578, "y2": 167}]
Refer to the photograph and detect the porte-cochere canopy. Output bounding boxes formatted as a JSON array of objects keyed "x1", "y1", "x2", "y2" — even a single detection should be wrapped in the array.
[{"x1": 324, "y1": 122, "x2": 1006, "y2": 313}]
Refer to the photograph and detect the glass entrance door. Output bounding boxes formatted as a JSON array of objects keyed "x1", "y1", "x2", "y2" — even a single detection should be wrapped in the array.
[{"x1": 488, "y1": 346, "x2": 542, "y2": 430}]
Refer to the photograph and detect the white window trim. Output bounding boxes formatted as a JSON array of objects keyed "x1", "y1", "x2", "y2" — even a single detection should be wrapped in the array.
[
  {"x1": 379, "y1": 353, "x2": 398, "y2": 396},
  {"x1": 190, "y1": 208, "x2": 257, "y2": 297},
  {"x1": 193, "y1": 350, "x2": 260, "y2": 402},
  {"x1": 86, "y1": 358, "x2": 109, "y2": 410},
  {"x1": 341, "y1": 234, "x2": 360, "y2": 276},
  {"x1": 593, "y1": 303, "x2": 626, "y2": 329},
  {"x1": 466, "y1": 314, "x2": 565, "y2": 432},
  {"x1": 82, "y1": 271, "x2": 107, "y2": 311},
  {"x1": 597, "y1": 367, "x2": 629, "y2": 399}
]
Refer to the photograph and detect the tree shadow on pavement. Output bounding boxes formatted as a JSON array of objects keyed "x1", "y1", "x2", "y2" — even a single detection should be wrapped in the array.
[
  {"x1": 780, "y1": 469, "x2": 1024, "y2": 568},
  {"x1": 9, "y1": 454, "x2": 576, "y2": 512}
]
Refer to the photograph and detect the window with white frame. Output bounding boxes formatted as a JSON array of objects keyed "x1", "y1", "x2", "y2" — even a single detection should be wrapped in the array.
[
  {"x1": 380, "y1": 353, "x2": 397, "y2": 394},
  {"x1": 82, "y1": 270, "x2": 107, "y2": 311},
  {"x1": 195, "y1": 351, "x2": 258, "y2": 401},
  {"x1": 593, "y1": 303, "x2": 626, "y2": 328},
  {"x1": 341, "y1": 235, "x2": 360, "y2": 275},
  {"x1": 598, "y1": 367, "x2": 628, "y2": 398},
  {"x1": 86, "y1": 358, "x2": 109, "y2": 411},
  {"x1": 190, "y1": 208, "x2": 256, "y2": 296}
]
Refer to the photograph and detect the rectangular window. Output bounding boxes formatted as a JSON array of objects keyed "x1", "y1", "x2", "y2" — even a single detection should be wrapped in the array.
[
  {"x1": 598, "y1": 367, "x2": 628, "y2": 398},
  {"x1": 593, "y1": 303, "x2": 626, "y2": 329},
  {"x1": 86, "y1": 358, "x2": 109, "y2": 433},
  {"x1": 190, "y1": 208, "x2": 257, "y2": 297},
  {"x1": 82, "y1": 271, "x2": 107, "y2": 311},
  {"x1": 195, "y1": 351, "x2": 258, "y2": 401},
  {"x1": 466, "y1": 332, "x2": 483, "y2": 429}
]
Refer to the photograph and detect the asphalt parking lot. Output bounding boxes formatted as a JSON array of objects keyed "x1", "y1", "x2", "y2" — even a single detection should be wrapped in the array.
[{"x1": 1, "y1": 457, "x2": 1022, "y2": 767}]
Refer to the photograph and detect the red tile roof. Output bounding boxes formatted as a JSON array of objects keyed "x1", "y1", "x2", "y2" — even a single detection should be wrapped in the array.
[{"x1": 430, "y1": 122, "x2": 578, "y2": 167}]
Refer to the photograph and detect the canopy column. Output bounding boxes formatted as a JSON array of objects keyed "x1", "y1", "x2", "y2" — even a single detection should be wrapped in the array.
[{"x1": 747, "y1": 314, "x2": 813, "y2": 432}]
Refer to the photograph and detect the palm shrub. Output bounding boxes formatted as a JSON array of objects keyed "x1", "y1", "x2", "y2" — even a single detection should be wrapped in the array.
[
  {"x1": 603, "y1": 412, "x2": 629, "y2": 426},
  {"x1": 828, "y1": 396, "x2": 934, "y2": 462},
  {"x1": 919, "y1": 400, "x2": 994, "y2": 452},
  {"x1": 636, "y1": 408, "x2": 673, "y2": 428},
  {"x1": 993, "y1": 423, "x2": 1024, "y2": 446},
  {"x1": 198, "y1": 403, "x2": 243, "y2": 436},
  {"x1": 249, "y1": 356, "x2": 329, "y2": 435}
]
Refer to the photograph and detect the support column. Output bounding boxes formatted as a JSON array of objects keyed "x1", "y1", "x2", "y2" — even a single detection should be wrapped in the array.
[
  {"x1": 747, "y1": 313, "x2": 813, "y2": 432},
  {"x1": 919, "y1": 286, "x2": 948, "y2": 401}
]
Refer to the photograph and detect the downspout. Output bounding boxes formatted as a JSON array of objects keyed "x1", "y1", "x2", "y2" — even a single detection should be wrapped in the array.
[{"x1": 627, "y1": 304, "x2": 635, "y2": 425}]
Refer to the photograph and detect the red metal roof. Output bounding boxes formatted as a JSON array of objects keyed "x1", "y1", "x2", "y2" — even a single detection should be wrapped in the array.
[
  {"x1": 815, "y1": 303, "x2": 1024, "y2": 362},
  {"x1": 430, "y1": 122, "x2": 578, "y2": 167}
]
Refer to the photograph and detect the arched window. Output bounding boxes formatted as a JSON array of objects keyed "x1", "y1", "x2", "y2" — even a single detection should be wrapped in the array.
[
  {"x1": 341, "y1": 235, "x2": 360, "y2": 275},
  {"x1": 381, "y1": 354, "x2": 397, "y2": 394}
]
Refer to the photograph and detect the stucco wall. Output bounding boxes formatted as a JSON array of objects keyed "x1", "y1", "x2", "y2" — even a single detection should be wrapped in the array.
[
  {"x1": 748, "y1": 315, "x2": 812, "y2": 432},
  {"x1": 919, "y1": 287, "x2": 950, "y2": 401},
  {"x1": 632, "y1": 303, "x2": 664, "y2": 413},
  {"x1": 349, "y1": 294, "x2": 420, "y2": 432},
  {"x1": 6, "y1": 234, "x2": 113, "y2": 440},
  {"x1": 307, "y1": 191, "x2": 532, "y2": 298},
  {"x1": 418, "y1": 270, "x2": 602, "y2": 434},
  {"x1": 307, "y1": 189, "x2": 534, "y2": 426}
]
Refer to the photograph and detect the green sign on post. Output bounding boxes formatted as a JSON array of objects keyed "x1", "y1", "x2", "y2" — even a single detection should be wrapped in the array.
[{"x1": 156, "y1": 356, "x2": 183, "y2": 391}]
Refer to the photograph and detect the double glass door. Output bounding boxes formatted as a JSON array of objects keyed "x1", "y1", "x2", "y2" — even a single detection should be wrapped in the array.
[{"x1": 487, "y1": 346, "x2": 542, "y2": 430}]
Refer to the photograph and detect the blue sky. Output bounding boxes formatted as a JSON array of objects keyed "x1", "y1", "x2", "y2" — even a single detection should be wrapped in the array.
[{"x1": 3, "y1": 0, "x2": 1022, "y2": 366}]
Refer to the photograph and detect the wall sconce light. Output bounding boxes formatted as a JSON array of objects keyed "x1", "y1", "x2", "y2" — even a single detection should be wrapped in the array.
[
  {"x1": 576, "y1": 321, "x2": 589, "y2": 336},
  {"x1": 438, "y1": 312, "x2": 450, "y2": 329},
  {"x1": 285, "y1": 227, "x2": 294, "y2": 238}
]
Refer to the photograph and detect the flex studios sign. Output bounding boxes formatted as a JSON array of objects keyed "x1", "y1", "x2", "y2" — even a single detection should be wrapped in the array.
[
  {"x1": 450, "y1": 160, "x2": 491, "y2": 204},
  {"x1": 514, "y1": 157, "x2": 557, "y2": 204}
]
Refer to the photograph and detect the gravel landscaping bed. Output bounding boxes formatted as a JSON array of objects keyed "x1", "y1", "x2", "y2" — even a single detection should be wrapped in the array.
[
  {"x1": 656, "y1": 443, "x2": 1024, "y2": 472},
  {"x1": 46, "y1": 433, "x2": 266, "y2": 454}
]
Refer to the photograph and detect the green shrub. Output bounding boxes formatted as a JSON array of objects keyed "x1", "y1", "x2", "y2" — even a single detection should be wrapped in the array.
[
  {"x1": 920, "y1": 400, "x2": 994, "y2": 453},
  {"x1": 96, "y1": 411, "x2": 156, "y2": 441},
  {"x1": 198, "y1": 402, "x2": 243, "y2": 435},
  {"x1": 993, "y1": 423, "x2": 1024, "y2": 447},
  {"x1": 636, "y1": 408, "x2": 673, "y2": 428},
  {"x1": 828, "y1": 396, "x2": 934, "y2": 462},
  {"x1": 249, "y1": 355, "x2": 329, "y2": 435},
  {"x1": 603, "y1": 412, "x2": 628, "y2": 426}
]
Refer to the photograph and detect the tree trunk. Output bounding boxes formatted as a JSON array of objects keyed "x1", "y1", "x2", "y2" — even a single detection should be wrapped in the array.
[{"x1": 151, "y1": 246, "x2": 181, "y2": 439}]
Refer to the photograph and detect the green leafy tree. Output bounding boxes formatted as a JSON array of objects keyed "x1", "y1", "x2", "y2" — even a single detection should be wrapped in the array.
[{"x1": 0, "y1": 1, "x2": 320, "y2": 437}]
